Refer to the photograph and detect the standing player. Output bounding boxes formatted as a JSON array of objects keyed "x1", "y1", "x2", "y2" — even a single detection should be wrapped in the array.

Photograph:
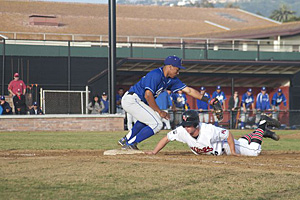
[
  {"x1": 196, "y1": 86, "x2": 211, "y2": 123},
  {"x1": 240, "y1": 88, "x2": 255, "y2": 129},
  {"x1": 146, "y1": 110, "x2": 280, "y2": 156},
  {"x1": 271, "y1": 88, "x2": 287, "y2": 121},
  {"x1": 255, "y1": 87, "x2": 272, "y2": 126},
  {"x1": 118, "y1": 55, "x2": 222, "y2": 150},
  {"x1": 212, "y1": 85, "x2": 226, "y2": 126}
]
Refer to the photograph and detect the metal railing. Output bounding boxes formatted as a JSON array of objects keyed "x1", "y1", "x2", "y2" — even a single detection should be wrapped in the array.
[{"x1": 1, "y1": 31, "x2": 300, "y2": 53}]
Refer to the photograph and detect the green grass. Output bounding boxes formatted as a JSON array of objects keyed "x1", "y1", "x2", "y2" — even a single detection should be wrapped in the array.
[
  {"x1": 0, "y1": 130, "x2": 299, "y2": 151},
  {"x1": 0, "y1": 130, "x2": 300, "y2": 200}
]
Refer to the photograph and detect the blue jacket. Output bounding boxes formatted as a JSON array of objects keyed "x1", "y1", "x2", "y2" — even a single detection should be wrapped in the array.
[
  {"x1": 1, "y1": 102, "x2": 12, "y2": 114},
  {"x1": 272, "y1": 92, "x2": 287, "y2": 106},
  {"x1": 101, "y1": 99, "x2": 109, "y2": 113},
  {"x1": 241, "y1": 93, "x2": 254, "y2": 109},
  {"x1": 256, "y1": 93, "x2": 271, "y2": 110}
]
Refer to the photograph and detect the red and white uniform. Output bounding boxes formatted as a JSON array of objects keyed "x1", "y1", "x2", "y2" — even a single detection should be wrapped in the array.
[{"x1": 167, "y1": 123, "x2": 262, "y2": 156}]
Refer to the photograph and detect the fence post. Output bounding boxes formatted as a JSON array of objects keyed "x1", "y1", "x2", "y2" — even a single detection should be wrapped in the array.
[
  {"x1": 40, "y1": 88, "x2": 43, "y2": 113},
  {"x1": 182, "y1": 41, "x2": 185, "y2": 59},
  {"x1": 204, "y1": 40, "x2": 208, "y2": 60},
  {"x1": 2, "y1": 39, "x2": 5, "y2": 95},
  {"x1": 42, "y1": 89, "x2": 46, "y2": 114},
  {"x1": 86, "y1": 85, "x2": 89, "y2": 114},
  {"x1": 257, "y1": 41, "x2": 260, "y2": 61},
  {"x1": 130, "y1": 42, "x2": 133, "y2": 57},
  {"x1": 68, "y1": 41, "x2": 71, "y2": 114}
]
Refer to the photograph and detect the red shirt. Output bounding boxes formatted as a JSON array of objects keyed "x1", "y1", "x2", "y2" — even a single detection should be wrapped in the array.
[{"x1": 8, "y1": 79, "x2": 26, "y2": 95}]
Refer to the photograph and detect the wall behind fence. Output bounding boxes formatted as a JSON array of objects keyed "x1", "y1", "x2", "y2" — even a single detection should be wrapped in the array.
[{"x1": 0, "y1": 115, "x2": 124, "y2": 132}]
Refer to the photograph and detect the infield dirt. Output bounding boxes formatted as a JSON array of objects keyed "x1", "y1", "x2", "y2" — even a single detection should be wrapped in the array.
[{"x1": 1, "y1": 149, "x2": 300, "y2": 173}]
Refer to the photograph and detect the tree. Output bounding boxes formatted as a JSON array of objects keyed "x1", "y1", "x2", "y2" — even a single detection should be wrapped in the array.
[
  {"x1": 188, "y1": 0, "x2": 214, "y2": 8},
  {"x1": 225, "y1": 3, "x2": 240, "y2": 9},
  {"x1": 286, "y1": 16, "x2": 300, "y2": 22},
  {"x1": 269, "y1": 4, "x2": 296, "y2": 22}
]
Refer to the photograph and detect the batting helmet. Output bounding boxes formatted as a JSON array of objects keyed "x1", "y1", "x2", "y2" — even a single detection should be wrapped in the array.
[{"x1": 181, "y1": 110, "x2": 199, "y2": 127}]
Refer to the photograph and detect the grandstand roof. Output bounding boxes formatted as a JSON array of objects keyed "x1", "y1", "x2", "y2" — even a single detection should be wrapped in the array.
[{"x1": 0, "y1": 1, "x2": 281, "y2": 40}]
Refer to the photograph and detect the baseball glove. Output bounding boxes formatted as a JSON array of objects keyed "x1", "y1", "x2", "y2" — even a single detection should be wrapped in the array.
[{"x1": 210, "y1": 98, "x2": 223, "y2": 121}]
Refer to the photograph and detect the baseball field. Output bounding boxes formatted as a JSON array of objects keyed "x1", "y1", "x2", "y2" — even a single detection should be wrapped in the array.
[{"x1": 1, "y1": 130, "x2": 300, "y2": 200}]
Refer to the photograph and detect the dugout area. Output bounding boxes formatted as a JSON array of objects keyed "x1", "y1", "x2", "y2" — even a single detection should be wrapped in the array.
[
  {"x1": 1, "y1": 54, "x2": 300, "y2": 128},
  {"x1": 115, "y1": 57, "x2": 300, "y2": 128}
]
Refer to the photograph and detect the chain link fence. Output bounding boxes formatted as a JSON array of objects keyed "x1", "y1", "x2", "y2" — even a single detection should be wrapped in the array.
[{"x1": 164, "y1": 109, "x2": 300, "y2": 130}]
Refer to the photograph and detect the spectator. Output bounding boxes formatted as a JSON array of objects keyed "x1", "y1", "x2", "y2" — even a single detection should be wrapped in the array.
[
  {"x1": 0, "y1": 96, "x2": 13, "y2": 115},
  {"x1": 172, "y1": 90, "x2": 188, "y2": 127},
  {"x1": 272, "y1": 88, "x2": 287, "y2": 121},
  {"x1": 101, "y1": 92, "x2": 109, "y2": 114},
  {"x1": 212, "y1": 85, "x2": 226, "y2": 126},
  {"x1": 87, "y1": 95, "x2": 105, "y2": 114},
  {"x1": 0, "y1": 103, "x2": 2, "y2": 115},
  {"x1": 13, "y1": 89, "x2": 27, "y2": 114},
  {"x1": 155, "y1": 90, "x2": 173, "y2": 130},
  {"x1": 29, "y1": 101, "x2": 44, "y2": 115},
  {"x1": 8, "y1": 73, "x2": 26, "y2": 96},
  {"x1": 240, "y1": 88, "x2": 255, "y2": 129},
  {"x1": 196, "y1": 86, "x2": 211, "y2": 123},
  {"x1": 228, "y1": 91, "x2": 240, "y2": 129},
  {"x1": 255, "y1": 86, "x2": 271, "y2": 126},
  {"x1": 116, "y1": 88, "x2": 125, "y2": 114}
]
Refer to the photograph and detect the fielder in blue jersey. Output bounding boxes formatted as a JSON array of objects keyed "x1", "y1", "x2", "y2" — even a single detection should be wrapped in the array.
[
  {"x1": 196, "y1": 86, "x2": 211, "y2": 123},
  {"x1": 271, "y1": 88, "x2": 287, "y2": 120},
  {"x1": 255, "y1": 87, "x2": 271, "y2": 125},
  {"x1": 240, "y1": 88, "x2": 255, "y2": 129},
  {"x1": 118, "y1": 55, "x2": 216, "y2": 150},
  {"x1": 212, "y1": 85, "x2": 226, "y2": 126}
]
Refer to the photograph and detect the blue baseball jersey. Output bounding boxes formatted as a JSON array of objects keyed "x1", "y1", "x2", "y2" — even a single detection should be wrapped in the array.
[
  {"x1": 172, "y1": 93, "x2": 187, "y2": 108},
  {"x1": 197, "y1": 92, "x2": 211, "y2": 110},
  {"x1": 128, "y1": 67, "x2": 186, "y2": 104},
  {"x1": 155, "y1": 91, "x2": 173, "y2": 110},
  {"x1": 116, "y1": 94, "x2": 123, "y2": 109},
  {"x1": 272, "y1": 92, "x2": 287, "y2": 106},
  {"x1": 212, "y1": 91, "x2": 226, "y2": 105},
  {"x1": 241, "y1": 93, "x2": 254, "y2": 108},
  {"x1": 256, "y1": 93, "x2": 271, "y2": 110}
]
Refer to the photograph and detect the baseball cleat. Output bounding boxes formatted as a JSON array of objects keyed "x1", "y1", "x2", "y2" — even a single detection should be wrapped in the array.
[
  {"x1": 260, "y1": 115, "x2": 281, "y2": 128},
  {"x1": 118, "y1": 137, "x2": 127, "y2": 147},
  {"x1": 263, "y1": 129, "x2": 280, "y2": 141},
  {"x1": 122, "y1": 143, "x2": 139, "y2": 150}
]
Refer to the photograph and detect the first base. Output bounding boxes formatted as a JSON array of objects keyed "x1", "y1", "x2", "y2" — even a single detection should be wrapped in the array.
[{"x1": 103, "y1": 149, "x2": 144, "y2": 156}]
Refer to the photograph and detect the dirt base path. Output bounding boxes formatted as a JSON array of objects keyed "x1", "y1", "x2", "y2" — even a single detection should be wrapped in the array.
[{"x1": 1, "y1": 149, "x2": 300, "y2": 173}]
